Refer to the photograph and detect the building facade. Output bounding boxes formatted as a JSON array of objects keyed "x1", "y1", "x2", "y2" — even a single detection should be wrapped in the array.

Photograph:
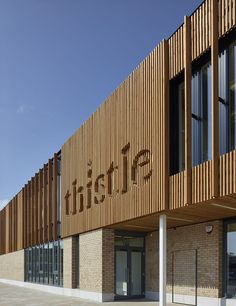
[{"x1": 0, "y1": 0, "x2": 236, "y2": 305}]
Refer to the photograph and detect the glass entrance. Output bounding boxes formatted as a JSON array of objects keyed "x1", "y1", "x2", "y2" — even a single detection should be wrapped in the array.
[
  {"x1": 225, "y1": 220, "x2": 236, "y2": 298},
  {"x1": 115, "y1": 234, "x2": 145, "y2": 299}
]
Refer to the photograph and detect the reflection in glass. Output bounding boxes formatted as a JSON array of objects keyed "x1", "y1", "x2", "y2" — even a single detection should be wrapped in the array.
[
  {"x1": 35, "y1": 245, "x2": 39, "y2": 283},
  {"x1": 60, "y1": 240, "x2": 63, "y2": 287},
  {"x1": 192, "y1": 62, "x2": 212, "y2": 166},
  {"x1": 24, "y1": 240, "x2": 63, "y2": 287},
  {"x1": 229, "y1": 43, "x2": 236, "y2": 151},
  {"x1": 115, "y1": 234, "x2": 144, "y2": 298},
  {"x1": 116, "y1": 250, "x2": 128, "y2": 296},
  {"x1": 48, "y1": 242, "x2": 53, "y2": 285},
  {"x1": 131, "y1": 251, "x2": 142, "y2": 295},
  {"x1": 115, "y1": 236, "x2": 144, "y2": 248},
  {"x1": 227, "y1": 223, "x2": 236, "y2": 298},
  {"x1": 219, "y1": 49, "x2": 229, "y2": 155},
  {"x1": 170, "y1": 80, "x2": 185, "y2": 175},
  {"x1": 39, "y1": 244, "x2": 44, "y2": 284},
  {"x1": 219, "y1": 41, "x2": 236, "y2": 155}
]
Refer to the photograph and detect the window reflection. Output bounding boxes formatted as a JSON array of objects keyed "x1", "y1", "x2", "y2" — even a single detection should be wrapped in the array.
[
  {"x1": 170, "y1": 79, "x2": 185, "y2": 175},
  {"x1": 219, "y1": 41, "x2": 236, "y2": 154},
  {"x1": 226, "y1": 222, "x2": 236, "y2": 298},
  {"x1": 229, "y1": 43, "x2": 236, "y2": 151},
  {"x1": 24, "y1": 239, "x2": 63, "y2": 287},
  {"x1": 192, "y1": 62, "x2": 212, "y2": 166}
]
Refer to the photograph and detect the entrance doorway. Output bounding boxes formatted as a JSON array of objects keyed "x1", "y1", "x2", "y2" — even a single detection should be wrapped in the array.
[
  {"x1": 225, "y1": 219, "x2": 236, "y2": 299},
  {"x1": 115, "y1": 233, "x2": 145, "y2": 299}
]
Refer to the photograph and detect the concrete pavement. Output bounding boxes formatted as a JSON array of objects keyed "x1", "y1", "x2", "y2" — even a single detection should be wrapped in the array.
[{"x1": 0, "y1": 282, "x2": 180, "y2": 306}]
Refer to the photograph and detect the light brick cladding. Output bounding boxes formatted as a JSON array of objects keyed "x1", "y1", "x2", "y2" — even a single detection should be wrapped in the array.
[
  {"x1": 0, "y1": 249, "x2": 24, "y2": 281},
  {"x1": 63, "y1": 228, "x2": 114, "y2": 295},
  {"x1": 145, "y1": 221, "x2": 223, "y2": 298},
  {"x1": 79, "y1": 228, "x2": 114, "y2": 293}
]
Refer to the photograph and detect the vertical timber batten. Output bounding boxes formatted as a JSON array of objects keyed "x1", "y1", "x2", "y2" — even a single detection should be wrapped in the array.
[
  {"x1": 184, "y1": 15, "x2": 192, "y2": 205},
  {"x1": 163, "y1": 39, "x2": 170, "y2": 210},
  {"x1": 48, "y1": 159, "x2": 53, "y2": 241},
  {"x1": 39, "y1": 169, "x2": 43, "y2": 244},
  {"x1": 35, "y1": 174, "x2": 39, "y2": 245},
  {"x1": 32, "y1": 177, "x2": 35, "y2": 246},
  {"x1": 43, "y1": 164, "x2": 48, "y2": 242},
  {"x1": 53, "y1": 153, "x2": 58, "y2": 241},
  {"x1": 211, "y1": 0, "x2": 219, "y2": 198}
]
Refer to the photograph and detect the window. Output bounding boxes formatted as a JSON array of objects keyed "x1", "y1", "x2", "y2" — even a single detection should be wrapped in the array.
[
  {"x1": 224, "y1": 220, "x2": 236, "y2": 298},
  {"x1": 170, "y1": 78, "x2": 185, "y2": 175},
  {"x1": 192, "y1": 62, "x2": 212, "y2": 167},
  {"x1": 229, "y1": 42, "x2": 236, "y2": 150},
  {"x1": 24, "y1": 239, "x2": 63, "y2": 287},
  {"x1": 219, "y1": 41, "x2": 236, "y2": 154}
]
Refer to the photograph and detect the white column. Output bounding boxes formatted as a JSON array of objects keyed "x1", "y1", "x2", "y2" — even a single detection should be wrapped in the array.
[{"x1": 159, "y1": 214, "x2": 167, "y2": 306}]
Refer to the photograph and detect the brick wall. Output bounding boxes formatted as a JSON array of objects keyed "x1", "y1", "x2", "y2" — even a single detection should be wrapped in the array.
[
  {"x1": 0, "y1": 250, "x2": 24, "y2": 281},
  {"x1": 79, "y1": 229, "x2": 103, "y2": 292},
  {"x1": 146, "y1": 220, "x2": 223, "y2": 298},
  {"x1": 63, "y1": 236, "x2": 78, "y2": 288},
  {"x1": 79, "y1": 228, "x2": 114, "y2": 293},
  {"x1": 63, "y1": 229, "x2": 114, "y2": 294},
  {"x1": 102, "y1": 229, "x2": 114, "y2": 293}
]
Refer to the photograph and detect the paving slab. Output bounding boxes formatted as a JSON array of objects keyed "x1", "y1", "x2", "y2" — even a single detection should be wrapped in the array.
[{"x1": 0, "y1": 283, "x2": 179, "y2": 306}]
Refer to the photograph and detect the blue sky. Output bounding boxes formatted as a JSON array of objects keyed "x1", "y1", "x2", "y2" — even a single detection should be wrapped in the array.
[{"x1": 0, "y1": 0, "x2": 202, "y2": 209}]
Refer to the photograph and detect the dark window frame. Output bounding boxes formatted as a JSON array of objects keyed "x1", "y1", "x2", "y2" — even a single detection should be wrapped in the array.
[{"x1": 170, "y1": 73, "x2": 185, "y2": 175}]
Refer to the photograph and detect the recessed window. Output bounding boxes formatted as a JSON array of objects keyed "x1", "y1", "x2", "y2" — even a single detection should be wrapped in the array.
[
  {"x1": 192, "y1": 62, "x2": 212, "y2": 167},
  {"x1": 224, "y1": 220, "x2": 236, "y2": 298},
  {"x1": 219, "y1": 40, "x2": 236, "y2": 155},
  {"x1": 170, "y1": 78, "x2": 185, "y2": 175}
]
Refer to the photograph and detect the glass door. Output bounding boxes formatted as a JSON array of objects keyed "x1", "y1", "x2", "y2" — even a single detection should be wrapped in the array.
[
  {"x1": 115, "y1": 234, "x2": 145, "y2": 299},
  {"x1": 225, "y1": 221, "x2": 236, "y2": 298},
  {"x1": 131, "y1": 249, "x2": 143, "y2": 296},
  {"x1": 116, "y1": 249, "x2": 128, "y2": 296}
]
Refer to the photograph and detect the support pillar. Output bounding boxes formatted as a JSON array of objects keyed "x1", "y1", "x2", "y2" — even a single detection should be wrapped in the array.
[{"x1": 159, "y1": 214, "x2": 167, "y2": 306}]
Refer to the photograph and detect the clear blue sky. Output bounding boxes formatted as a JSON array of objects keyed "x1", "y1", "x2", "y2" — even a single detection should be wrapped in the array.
[{"x1": 0, "y1": 0, "x2": 202, "y2": 208}]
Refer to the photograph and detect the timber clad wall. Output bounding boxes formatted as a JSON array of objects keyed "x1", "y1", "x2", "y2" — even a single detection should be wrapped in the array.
[
  {"x1": 0, "y1": 0, "x2": 236, "y2": 253},
  {"x1": 61, "y1": 40, "x2": 169, "y2": 237},
  {"x1": 0, "y1": 192, "x2": 23, "y2": 255},
  {"x1": 61, "y1": 0, "x2": 236, "y2": 238},
  {"x1": 0, "y1": 154, "x2": 60, "y2": 254}
]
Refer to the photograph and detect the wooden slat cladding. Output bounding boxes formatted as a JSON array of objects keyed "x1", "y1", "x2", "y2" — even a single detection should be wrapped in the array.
[
  {"x1": 61, "y1": 41, "x2": 169, "y2": 238},
  {"x1": 53, "y1": 154, "x2": 58, "y2": 241},
  {"x1": 39, "y1": 169, "x2": 43, "y2": 244},
  {"x1": 169, "y1": 25, "x2": 184, "y2": 79},
  {"x1": 48, "y1": 159, "x2": 53, "y2": 241},
  {"x1": 219, "y1": 151, "x2": 236, "y2": 197},
  {"x1": 192, "y1": 161, "x2": 212, "y2": 203},
  {"x1": 191, "y1": 0, "x2": 211, "y2": 61},
  {"x1": 0, "y1": 192, "x2": 23, "y2": 254},
  {"x1": 219, "y1": 0, "x2": 236, "y2": 37},
  {"x1": 0, "y1": 208, "x2": 6, "y2": 255},
  {"x1": 0, "y1": 154, "x2": 59, "y2": 255},
  {"x1": 169, "y1": 172, "x2": 185, "y2": 210},
  {"x1": 43, "y1": 164, "x2": 48, "y2": 242},
  {"x1": 212, "y1": 0, "x2": 219, "y2": 198},
  {"x1": 169, "y1": 0, "x2": 235, "y2": 79},
  {"x1": 1, "y1": 0, "x2": 236, "y2": 254}
]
